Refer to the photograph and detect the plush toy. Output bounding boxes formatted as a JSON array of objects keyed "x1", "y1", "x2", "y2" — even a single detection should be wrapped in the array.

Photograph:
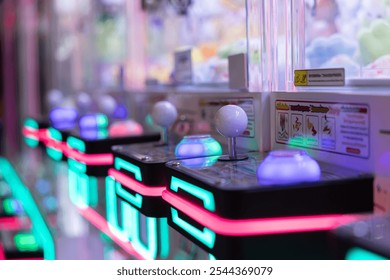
[
  {"x1": 306, "y1": 33, "x2": 357, "y2": 68},
  {"x1": 358, "y1": 19, "x2": 390, "y2": 65}
]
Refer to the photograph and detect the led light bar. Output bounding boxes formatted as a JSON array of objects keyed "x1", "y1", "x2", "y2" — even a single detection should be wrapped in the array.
[
  {"x1": 108, "y1": 169, "x2": 165, "y2": 197},
  {"x1": 162, "y1": 190, "x2": 361, "y2": 236}
]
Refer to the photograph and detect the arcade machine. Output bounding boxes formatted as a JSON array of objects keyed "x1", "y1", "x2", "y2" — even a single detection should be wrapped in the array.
[
  {"x1": 0, "y1": 159, "x2": 44, "y2": 260},
  {"x1": 13, "y1": 0, "x2": 163, "y2": 259},
  {"x1": 102, "y1": 0, "x2": 274, "y2": 260},
  {"x1": 269, "y1": 0, "x2": 390, "y2": 259},
  {"x1": 160, "y1": 0, "x2": 384, "y2": 259}
]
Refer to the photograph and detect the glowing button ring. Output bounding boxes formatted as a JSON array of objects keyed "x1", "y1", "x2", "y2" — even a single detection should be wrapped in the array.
[{"x1": 257, "y1": 150, "x2": 321, "y2": 185}]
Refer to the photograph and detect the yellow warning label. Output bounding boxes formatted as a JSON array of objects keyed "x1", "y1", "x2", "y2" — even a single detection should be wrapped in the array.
[{"x1": 294, "y1": 70, "x2": 308, "y2": 86}]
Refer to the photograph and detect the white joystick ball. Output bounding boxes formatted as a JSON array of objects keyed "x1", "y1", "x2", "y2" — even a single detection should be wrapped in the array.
[
  {"x1": 151, "y1": 101, "x2": 178, "y2": 128},
  {"x1": 215, "y1": 105, "x2": 248, "y2": 138},
  {"x1": 215, "y1": 105, "x2": 248, "y2": 161}
]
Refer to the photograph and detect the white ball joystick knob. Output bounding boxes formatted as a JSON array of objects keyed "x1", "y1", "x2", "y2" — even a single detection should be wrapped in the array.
[
  {"x1": 151, "y1": 101, "x2": 178, "y2": 145},
  {"x1": 215, "y1": 105, "x2": 248, "y2": 161}
]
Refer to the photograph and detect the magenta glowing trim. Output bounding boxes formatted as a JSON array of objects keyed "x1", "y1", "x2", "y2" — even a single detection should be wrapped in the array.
[
  {"x1": 162, "y1": 190, "x2": 362, "y2": 236},
  {"x1": 22, "y1": 127, "x2": 48, "y2": 143},
  {"x1": 0, "y1": 242, "x2": 5, "y2": 260},
  {"x1": 0, "y1": 216, "x2": 29, "y2": 231},
  {"x1": 66, "y1": 147, "x2": 113, "y2": 165},
  {"x1": 77, "y1": 206, "x2": 145, "y2": 260},
  {"x1": 108, "y1": 168, "x2": 165, "y2": 197},
  {"x1": 45, "y1": 137, "x2": 67, "y2": 152}
]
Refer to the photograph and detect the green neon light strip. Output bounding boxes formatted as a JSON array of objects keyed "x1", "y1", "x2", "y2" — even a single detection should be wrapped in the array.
[
  {"x1": 98, "y1": 129, "x2": 109, "y2": 138},
  {"x1": 14, "y1": 233, "x2": 39, "y2": 252},
  {"x1": 96, "y1": 114, "x2": 109, "y2": 128},
  {"x1": 3, "y1": 198, "x2": 17, "y2": 215},
  {"x1": 88, "y1": 176, "x2": 98, "y2": 208},
  {"x1": 67, "y1": 136, "x2": 86, "y2": 152},
  {"x1": 209, "y1": 254, "x2": 216, "y2": 260},
  {"x1": 24, "y1": 137, "x2": 39, "y2": 148},
  {"x1": 106, "y1": 178, "x2": 170, "y2": 260},
  {"x1": 159, "y1": 218, "x2": 170, "y2": 258},
  {"x1": 46, "y1": 128, "x2": 63, "y2": 160},
  {"x1": 131, "y1": 206, "x2": 158, "y2": 260},
  {"x1": 0, "y1": 158, "x2": 55, "y2": 259},
  {"x1": 68, "y1": 168, "x2": 98, "y2": 208},
  {"x1": 114, "y1": 158, "x2": 142, "y2": 182},
  {"x1": 24, "y1": 118, "x2": 38, "y2": 130},
  {"x1": 121, "y1": 201, "x2": 134, "y2": 241},
  {"x1": 106, "y1": 176, "x2": 132, "y2": 241},
  {"x1": 346, "y1": 247, "x2": 388, "y2": 260},
  {"x1": 116, "y1": 181, "x2": 143, "y2": 209},
  {"x1": 170, "y1": 176, "x2": 215, "y2": 212},
  {"x1": 171, "y1": 208, "x2": 216, "y2": 249},
  {"x1": 68, "y1": 158, "x2": 87, "y2": 173},
  {"x1": 48, "y1": 127, "x2": 62, "y2": 141},
  {"x1": 47, "y1": 147, "x2": 63, "y2": 161}
]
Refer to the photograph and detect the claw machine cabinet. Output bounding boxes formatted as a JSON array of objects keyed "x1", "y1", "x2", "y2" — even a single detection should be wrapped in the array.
[
  {"x1": 271, "y1": 0, "x2": 390, "y2": 234},
  {"x1": 106, "y1": 0, "x2": 271, "y2": 260}
]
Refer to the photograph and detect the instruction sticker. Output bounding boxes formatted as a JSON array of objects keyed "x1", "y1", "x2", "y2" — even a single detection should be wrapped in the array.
[
  {"x1": 174, "y1": 49, "x2": 193, "y2": 84},
  {"x1": 275, "y1": 100, "x2": 369, "y2": 158},
  {"x1": 294, "y1": 68, "x2": 345, "y2": 86}
]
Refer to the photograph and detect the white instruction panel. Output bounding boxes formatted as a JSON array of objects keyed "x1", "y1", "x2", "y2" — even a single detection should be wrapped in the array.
[{"x1": 275, "y1": 100, "x2": 369, "y2": 158}]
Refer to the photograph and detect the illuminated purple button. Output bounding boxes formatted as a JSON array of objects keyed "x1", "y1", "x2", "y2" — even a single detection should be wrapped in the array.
[
  {"x1": 175, "y1": 135, "x2": 222, "y2": 158},
  {"x1": 79, "y1": 113, "x2": 108, "y2": 130},
  {"x1": 49, "y1": 107, "x2": 78, "y2": 130},
  {"x1": 79, "y1": 128, "x2": 109, "y2": 140},
  {"x1": 257, "y1": 150, "x2": 321, "y2": 185}
]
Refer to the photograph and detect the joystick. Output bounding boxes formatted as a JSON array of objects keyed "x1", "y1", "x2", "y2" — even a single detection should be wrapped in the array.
[
  {"x1": 151, "y1": 101, "x2": 178, "y2": 145},
  {"x1": 215, "y1": 104, "x2": 248, "y2": 160}
]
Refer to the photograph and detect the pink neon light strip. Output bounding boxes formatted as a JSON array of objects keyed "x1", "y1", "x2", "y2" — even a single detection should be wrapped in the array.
[
  {"x1": 77, "y1": 206, "x2": 145, "y2": 260},
  {"x1": 0, "y1": 216, "x2": 29, "y2": 231},
  {"x1": 108, "y1": 168, "x2": 165, "y2": 197},
  {"x1": 45, "y1": 137, "x2": 67, "y2": 152},
  {"x1": 66, "y1": 148, "x2": 113, "y2": 165},
  {"x1": 162, "y1": 190, "x2": 362, "y2": 236},
  {"x1": 0, "y1": 242, "x2": 5, "y2": 260},
  {"x1": 22, "y1": 127, "x2": 48, "y2": 143},
  {"x1": 45, "y1": 136, "x2": 113, "y2": 165}
]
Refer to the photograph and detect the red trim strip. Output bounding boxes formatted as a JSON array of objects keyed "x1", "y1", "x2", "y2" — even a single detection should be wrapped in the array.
[
  {"x1": 108, "y1": 169, "x2": 165, "y2": 197},
  {"x1": 162, "y1": 190, "x2": 362, "y2": 236}
]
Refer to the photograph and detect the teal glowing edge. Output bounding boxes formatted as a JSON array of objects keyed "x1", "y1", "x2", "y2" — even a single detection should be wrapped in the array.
[
  {"x1": 171, "y1": 207, "x2": 216, "y2": 249},
  {"x1": 114, "y1": 157, "x2": 142, "y2": 181},
  {"x1": 24, "y1": 118, "x2": 38, "y2": 130},
  {"x1": 170, "y1": 176, "x2": 215, "y2": 212},
  {"x1": 46, "y1": 128, "x2": 63, "y2": 160},
  {"x1": 346, "y1": 247, "x2": 388, "y2": 260},
  {"x1": 106, "y1": 176, "x2": 170, "y2": 259},
  {"x1": 48, "y1": 127, "x2": 62, "y2": 141},
  {"x1": 67, "y1": 136, "x2": 86, "y2": 152},
  {"x1": 25, "y1": 137, "x2": 39, "y2": 148},
  {"x1": 68, "y1": 169, "x2": 98, "y2": 208},
  {"x1": 68, "y1": 158, "x2": 87, "y2": 173},
  {"x1": 0, "y1": 157, "x2": 55, "y2": 259}
]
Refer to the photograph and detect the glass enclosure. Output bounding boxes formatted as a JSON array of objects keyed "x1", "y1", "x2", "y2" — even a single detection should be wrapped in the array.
[
  {"x1": 142, "y1": 0, "x2": 248, "y2": 86},
  {"x1": 274, "y1": 0, "x2": 390, "y2": 91}
]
